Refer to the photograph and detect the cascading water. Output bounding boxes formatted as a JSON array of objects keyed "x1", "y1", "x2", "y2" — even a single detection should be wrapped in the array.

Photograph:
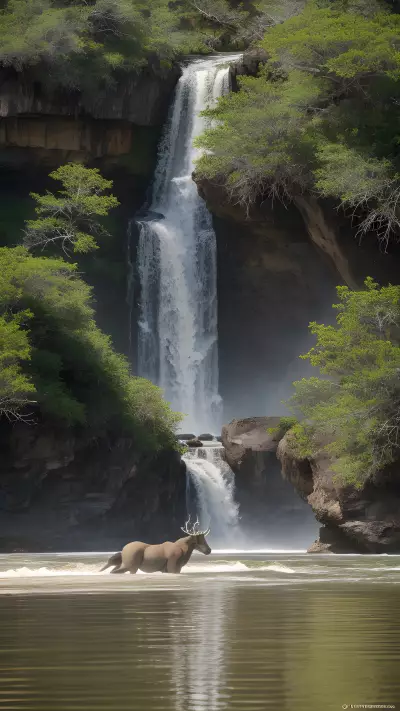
[
  {"x1": 136, "y1": 55, "x2": 240, "y2": 435},
  {"x1": 184, "y1": 444, "x2": 240, "y2": 546},
  {"x1": 135, "y1": 54, "x2": 242, "y2": 542}
]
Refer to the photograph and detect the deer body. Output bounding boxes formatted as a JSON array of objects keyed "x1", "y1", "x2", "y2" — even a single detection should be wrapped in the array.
[{"x1": 100, "y1": 522, "x2": 211, "y2": 575}]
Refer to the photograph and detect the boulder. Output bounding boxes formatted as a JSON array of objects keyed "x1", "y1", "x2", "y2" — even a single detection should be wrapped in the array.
[
  {"x1": 277, "y1": 432, "x2": 400, "y2": 553},
  {"x1": 198, "y1": 433, "x2": 215, "y2": 441},
  {"x1": 307, "y1": 525, "x2": 362, "y2": 554},
  {"x1": 186, "y1": 438, "x2": 203, "y2": 448},
  {"x1": 221, "y1": 417, "x2": 317, "y2": 545},
  {"x1": 222, "y1": 416, "x2": 282, "y2": 473},
  {"x1": 178, "y1": 433, "x2": 196, "y2": 441}
]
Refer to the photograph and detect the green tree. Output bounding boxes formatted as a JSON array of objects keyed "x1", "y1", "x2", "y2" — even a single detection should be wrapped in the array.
[
  {"x1": 196, "y1": 1, "x2": 400, "y2": 243},
  {"x1": 24, "y1": 164, "x2": 119, "y2": 254},
  {"x1": 288, "y1": 278, "x2": 400, "y2": 486},
  {"x1": 0, "y1": 246, "x2": 181, "y2": 449},
  {"x1": 0, "y1": 311, "x2": 35, "y2": 419}
]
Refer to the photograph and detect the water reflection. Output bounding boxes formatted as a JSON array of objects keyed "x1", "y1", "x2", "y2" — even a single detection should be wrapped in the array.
[
  {"x1": 0, "y1": 561, "x2": 399, "y2": 711},
  {"x1": 170, "y1": 584, "x2": 229, "y2": 710}
]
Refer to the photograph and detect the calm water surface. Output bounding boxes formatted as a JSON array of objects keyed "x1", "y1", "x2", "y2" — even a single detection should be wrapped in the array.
[{"x1": 0, "y1": 552, "x2": 399, "y2": 711}]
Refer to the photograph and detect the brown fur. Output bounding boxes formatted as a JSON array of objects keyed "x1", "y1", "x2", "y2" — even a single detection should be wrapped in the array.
[{"x1": 100, "y1": 534, "x2": 211, "y2": 575}]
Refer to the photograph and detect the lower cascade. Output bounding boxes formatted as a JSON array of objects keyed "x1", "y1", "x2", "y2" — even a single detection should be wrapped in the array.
[{"x1": 183, "y1": 443, "x2": 240, "y2": 546}]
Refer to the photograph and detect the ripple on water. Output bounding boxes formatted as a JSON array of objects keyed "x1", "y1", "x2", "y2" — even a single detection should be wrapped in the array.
[{"x1": 0, "y1": 555, "x2": 399, "y2": 711}]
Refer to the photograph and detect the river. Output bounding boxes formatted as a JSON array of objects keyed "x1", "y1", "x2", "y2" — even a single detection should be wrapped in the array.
[{"x1": 0, "y1": 552, "x2": 399, "y2": 710}]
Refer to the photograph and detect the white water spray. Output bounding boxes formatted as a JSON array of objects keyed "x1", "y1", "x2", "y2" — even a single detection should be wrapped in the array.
[
  {"x1": 184, "y1": 444, "x2": 240, "y2": 546},
  {"x1": 136, "y1": 56, "x2": 240, "y2": 434}
]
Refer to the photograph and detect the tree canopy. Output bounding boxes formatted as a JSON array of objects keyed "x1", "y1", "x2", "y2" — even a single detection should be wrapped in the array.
[
  {"x1": 196, "y1": 0, "x2": 400, "y2": 244},
  {"x1": 287, "y1": 278, "x2": 400, "y2": 487}
]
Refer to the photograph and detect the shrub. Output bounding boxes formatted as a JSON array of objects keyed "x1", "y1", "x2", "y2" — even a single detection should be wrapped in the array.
[
  {"x1": 196, "y1": 1, "x2": 400, "y2": 242},
  {"x1": 0, "y1": 246, "x2": 181, "y2": 450},
  {"x1": 267, "y1": 415, "x2": 298, "y2": 438},
  {"x1": 288, "y1": 278, "x2": 400, "y2": 487}
]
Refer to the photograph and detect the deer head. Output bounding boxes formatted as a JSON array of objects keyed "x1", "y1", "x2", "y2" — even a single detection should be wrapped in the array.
[{"x1": 181, "y1": 516, "x2": 211, "y2": 555}]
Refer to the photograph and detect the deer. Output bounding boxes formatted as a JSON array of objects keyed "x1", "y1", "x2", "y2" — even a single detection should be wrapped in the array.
[{"x1": 100, "y1": 517, "x2": 211, "y2": 575}]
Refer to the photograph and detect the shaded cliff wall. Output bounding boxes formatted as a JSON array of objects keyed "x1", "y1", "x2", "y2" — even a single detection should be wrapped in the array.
[
  {"x1": 0, "y1": 419, "x2": 186, "y2": 553},
  {"x1": 222, "y1": 418, "x2": 317, "y2": 546},
  {"x1": 196, "y1": 179, "x2": 338, "y2": 422},
  {"x1": 197, "y1": 176, "x2": 400, "y2": 424}
]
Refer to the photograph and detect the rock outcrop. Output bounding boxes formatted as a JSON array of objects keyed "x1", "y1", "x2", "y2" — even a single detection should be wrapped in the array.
[
  {"x1": 277, "y1": 432, "x2": 400, "y2": 553},
  {"x1": 0, "y1": 64, "x2": 180, "y2": 167},
  {"x1": 0, "y1": 420, "x2": 186, "y2": 553},
  {"x1": 222, "y1": 418, "x2": 317, "y2": 545},
  {"x1": 0, "y1": 65, "x2": 180, "y2": 126}
]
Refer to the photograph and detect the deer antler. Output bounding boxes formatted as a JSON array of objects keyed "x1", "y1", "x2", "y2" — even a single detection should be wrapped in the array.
[{"x1": 181, "y1": 515, "x2": 210, "y2": 537}]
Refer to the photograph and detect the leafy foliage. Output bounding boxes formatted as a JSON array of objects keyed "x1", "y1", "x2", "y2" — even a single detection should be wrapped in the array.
[
  {"x1": 24, "y1": 164, "x2": 119, "y2": 254},
  {"x1": 267, "y1": 415, "x2": 298, "y2": 438},
  {"x1": 0, "y1": 0, "x2": 304, "y2": 87},
  {"x1": 0, "y1": 0, "x2": 179, "y2": 90},
  {"x1": 0, "y1": 246, "x2": 181, "y2": 449},
  {"x1": 196, "y1": 69, "x2": 321, "y2": 205},
  {"x1": 0, "y1": 311, "x2": 35, "y2": 419},
  {"x1": 196, "y1": 0, "x2": 400, "y2": 243},
  {"x1": 288, "y1": 279, "x2": 400, "y2": 486}
]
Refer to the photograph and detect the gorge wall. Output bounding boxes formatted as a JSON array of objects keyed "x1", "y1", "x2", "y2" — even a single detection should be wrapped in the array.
[
  {"x1": 0, "y1": 418, "x2": 186, "y2": 553},
  {"x1": 195, "y1": 52, "x2": 400, "y2": 423},
  {"x1": 222, "y1": 417, "x2": 317, "y2": 547},
  {"x1": 2, "y1": 55, "x2": 400, "y2": 552},
  {"x1": 197, "y1": 177, "x2": 400, "y2": 423}
]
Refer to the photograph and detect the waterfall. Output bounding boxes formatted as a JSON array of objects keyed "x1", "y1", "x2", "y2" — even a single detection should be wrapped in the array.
[
  {"x1": 184, "y1": 444, "x2": 240, "y2": 546},
  {"x1": 136, "y1": 55, "x2": 240, "y2": 434}
]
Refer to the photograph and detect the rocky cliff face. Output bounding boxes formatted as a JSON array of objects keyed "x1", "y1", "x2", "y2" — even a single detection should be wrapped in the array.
[
  {"x1": 277, "y1": 432, "x2": 400, "y2": 553},
  {"x1": 0, "y1": 420, "x2": 186, "y2": 553},
  {"x1": 0, "y1": 66, "x2": 180, "y2": 125},
  {"x1": 0, "y1": 65, "x2": 180, "y2": 163},
  {"x1": 195, "y1": 173, "x2": 400, "y2": 424},
  {"x1": 222, "y1": 417, "x2": 400, "y2": 553},
  {"x1": 222, "y1": 417, "x2": 317, "y2": 546},
  {"x1": 196, "y1": 177, "x2": 339, "y2": 422}
]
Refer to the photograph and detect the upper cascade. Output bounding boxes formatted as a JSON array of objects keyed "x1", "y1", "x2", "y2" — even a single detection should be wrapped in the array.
[{"x1": 136, "y1": 55, "x2": 241, "y2": 434}]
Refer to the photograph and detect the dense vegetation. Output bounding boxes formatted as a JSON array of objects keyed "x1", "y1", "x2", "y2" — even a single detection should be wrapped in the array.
[
  {"x1": 0, "y1": 166, "x2": 181, "y2": 452},
  {"x1": 196, "y1": 0, "x2": 400, "y2": 245},
  {"x1": 0, "y1": 0, "x2": 179, "y2": 96},
  {"x1": 286, "y1": 279, "x2": 400, "y2": 487},
  {"x1": 0, "y1": 0, "x2": 302, "y2": 98}
]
